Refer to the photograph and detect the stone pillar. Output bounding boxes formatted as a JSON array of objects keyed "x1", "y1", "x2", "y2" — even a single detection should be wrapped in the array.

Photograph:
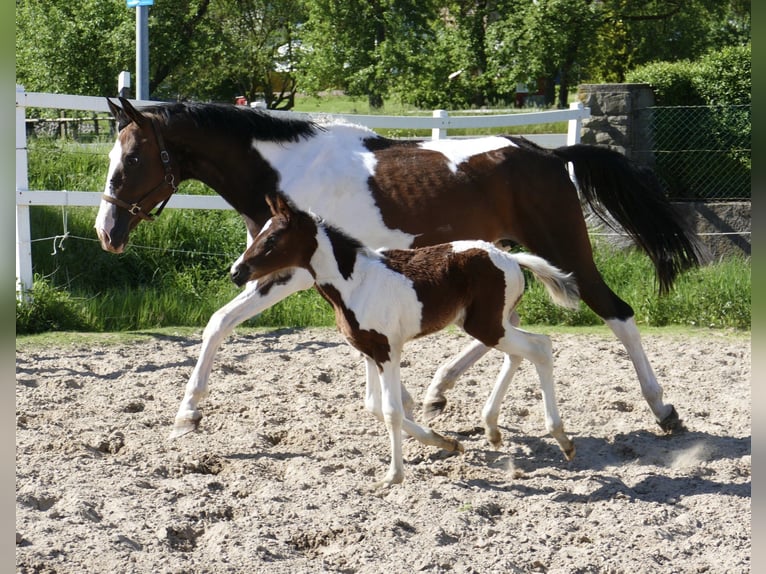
[{"x1": 577, "y1": 83, "x2": 655, "y2": 165}]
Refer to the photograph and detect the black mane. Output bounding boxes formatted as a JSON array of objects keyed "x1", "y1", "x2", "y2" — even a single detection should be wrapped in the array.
[{"x1": 143, "y1": 102, "x2": 321, "y2": 144}]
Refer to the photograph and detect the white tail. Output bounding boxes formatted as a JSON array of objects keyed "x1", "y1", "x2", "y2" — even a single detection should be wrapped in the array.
[{"x1": 513, "y1": 253, "x2": 580, "y2": 310}]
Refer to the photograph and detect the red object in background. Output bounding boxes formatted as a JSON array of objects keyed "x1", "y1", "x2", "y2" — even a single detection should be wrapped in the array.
[{"x1": 234, "y1": 96, "x2": 247, "y2": 106}]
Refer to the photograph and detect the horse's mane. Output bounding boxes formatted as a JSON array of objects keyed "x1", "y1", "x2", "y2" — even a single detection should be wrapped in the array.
[{"x1": 145, "y1": 102, "x2": 321, "y2": 144}]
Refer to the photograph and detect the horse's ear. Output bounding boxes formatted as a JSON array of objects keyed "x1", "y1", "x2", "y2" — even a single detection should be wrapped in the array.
[
  {"x1": 106, "y1": 98, "x2": 131, "y2": 131},
  {"x1": 117, "y1": 96, "x2": 149, "y2": 128},
  {"x1": 265, "y1": 193, "x2": 279, "y2": 216},
  {"x1": 274, "y1": 194, "x2": 294, "y2": 220}
]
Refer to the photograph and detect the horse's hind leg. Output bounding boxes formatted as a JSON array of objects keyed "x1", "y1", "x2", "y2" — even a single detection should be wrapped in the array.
[
  {"x1": 422, "y1": 312, "x2": 520, "y2": 420},
  {"x1": 422, "y1": 340, "x2": 490, "y2": 420},
  {"x1": 481, "y1": 353, "x2": 523, "y2": 448},
  {"x1": 493, "y1": 327, "x2": 574, "y2": 461},
  {"x1": 170, "y1": 268, "x2": 314, "y2": 439},
  {"x1": 606, "y1": 316, "x2": 682, "y2": 432}
]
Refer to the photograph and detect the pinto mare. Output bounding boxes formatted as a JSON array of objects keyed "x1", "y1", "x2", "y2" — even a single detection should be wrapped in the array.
[
  {"x1": 94, "y1": 98, "x2": 700, "y2": 440},
  {"x1": 231, "y1": 193, "x2": 580, "y2": 486}
]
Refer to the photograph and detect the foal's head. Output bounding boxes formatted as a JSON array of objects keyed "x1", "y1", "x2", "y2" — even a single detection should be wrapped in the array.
[{"x1": 231, "y1": 194, "x2": 319, "y2": 286}]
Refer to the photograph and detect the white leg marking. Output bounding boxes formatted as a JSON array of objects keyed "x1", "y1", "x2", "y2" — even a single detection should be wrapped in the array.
[
  {"x1": 481, "y1": 353, "x2": 523, "y2": 447},
  {"x1": 605, "y1": 316, "x2": 675, "y2": 425},
  {"x1": 493, "y1": 325, "x2": 574, "y2": 460},
  {"x1": 422, "y1": 340, "x2": 490, "y2": 418},
  {"x1": 169, "y1": 268, "x2": 314, "y2": 439}
]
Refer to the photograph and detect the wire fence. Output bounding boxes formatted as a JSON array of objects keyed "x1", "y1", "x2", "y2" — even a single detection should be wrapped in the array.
[{"x1": 632, "y1": 105, "x2": 751, "y2": 202}]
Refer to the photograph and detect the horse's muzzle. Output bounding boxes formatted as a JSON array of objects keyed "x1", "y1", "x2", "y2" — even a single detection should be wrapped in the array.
[
  {"x1": 230, "y1": 264, "x2": 249, "y2": 287},
  {"x1": 95, "y1": 227, "x2": 126, "y2": 254}
]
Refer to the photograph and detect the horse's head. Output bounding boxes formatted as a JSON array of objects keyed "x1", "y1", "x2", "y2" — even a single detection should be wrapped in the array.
[
  {"x1": 95, "y1": 97, "x2": 179, "y2": 253},
  {"x1": 230, "y1": 193, "x2": 319, "y2": 287}
]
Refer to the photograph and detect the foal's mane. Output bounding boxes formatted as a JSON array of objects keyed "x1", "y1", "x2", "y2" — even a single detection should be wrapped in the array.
[{"x1": 144, "y1": 102, "x2": 321, "y2": 144}]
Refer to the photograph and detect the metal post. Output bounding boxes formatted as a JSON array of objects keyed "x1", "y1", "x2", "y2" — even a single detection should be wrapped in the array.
[
  {"x1": 15, "y1": 85, "x2": 32, "y2": 300},
  {"x1": 136, "y1": 6, "x2": 149, "y2": 100}
]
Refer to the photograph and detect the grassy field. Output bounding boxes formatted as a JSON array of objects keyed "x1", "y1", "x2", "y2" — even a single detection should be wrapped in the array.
[{"x1": 16, "y1": 98, "x2": 750, "y2": 334}]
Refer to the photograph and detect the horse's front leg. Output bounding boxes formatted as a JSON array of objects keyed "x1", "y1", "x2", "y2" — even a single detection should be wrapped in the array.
[
  {"x1": 373, "y1": 350, "x2": 407, "y2": 489},
  {"x1": 169, "y1": 268, "x2": 314, "y2": 439}
]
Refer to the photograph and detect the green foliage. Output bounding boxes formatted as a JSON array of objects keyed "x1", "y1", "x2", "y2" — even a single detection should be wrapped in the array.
[
  {"x1": 516, "y1": 243, "x2": 750, "y2": 330},
  {"x1": 16, "y1": 278, "x2": 95, "y2": 334},
  {"x1": 625, "y1": 60, "x2": 705, "y2": 106},
  {"x1": 626, "y1": 42, "x2": 751, "y2": 106}
]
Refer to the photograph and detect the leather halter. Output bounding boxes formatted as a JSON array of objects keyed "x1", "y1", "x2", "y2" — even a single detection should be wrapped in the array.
[{"x1": 101, "y1": 117, "x2": 178, "y2": 222}]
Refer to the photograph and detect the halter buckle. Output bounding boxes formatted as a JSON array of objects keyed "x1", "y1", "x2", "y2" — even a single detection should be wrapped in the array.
[{"x1": 128, "y1": 203, "x2": 143, "y2": 216}]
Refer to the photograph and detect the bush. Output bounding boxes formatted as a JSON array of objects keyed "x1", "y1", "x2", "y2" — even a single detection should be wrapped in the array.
[
  {"x1": 16, "y1": 278, "x2": 94, "y2": 334},
  {"x1": 626, "y1": 42, "x2": 750, "y2": 106}
]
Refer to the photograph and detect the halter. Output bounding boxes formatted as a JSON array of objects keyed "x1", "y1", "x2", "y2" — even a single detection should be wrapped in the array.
[{"x1": 101, "y1": 117, "x2": 178, "y2": 222}]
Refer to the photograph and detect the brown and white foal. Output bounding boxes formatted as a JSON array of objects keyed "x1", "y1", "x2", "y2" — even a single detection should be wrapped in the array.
[{"x1": 231, "y1": 194, "x2": 580, "y2": 488}]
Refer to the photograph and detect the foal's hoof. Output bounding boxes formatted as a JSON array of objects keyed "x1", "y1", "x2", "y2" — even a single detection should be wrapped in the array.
[
  {"x1": 658, "y1": 405, "x2": 686, "y2": 434},
  {"x1": 169, "y1": 416, "x2": 202, "y2": 440},
  {"x1": 562, "y1": 442, "x2": 576, "y2": 461},
  {"x1": 422, "y1": 398, "x2": 447, "y2": 421}
]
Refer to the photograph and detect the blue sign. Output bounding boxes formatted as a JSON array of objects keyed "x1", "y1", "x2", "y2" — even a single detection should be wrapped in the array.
[{"x1": 127, "y1": 0, "x2": 154, "y2": 7}]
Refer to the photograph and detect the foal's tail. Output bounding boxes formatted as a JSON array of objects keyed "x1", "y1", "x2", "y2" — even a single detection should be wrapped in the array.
[
  {"x1": 514, "y1": 253, "x2": 580, "y2": 310},
  {"x1": 551, "y1": 143, "x2": 702, "y2": 294}
]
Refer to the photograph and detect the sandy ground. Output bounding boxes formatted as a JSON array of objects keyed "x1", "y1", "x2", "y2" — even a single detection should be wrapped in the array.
[{"x1": 16, "y1": 327, "x2": 750, "y2": 573}]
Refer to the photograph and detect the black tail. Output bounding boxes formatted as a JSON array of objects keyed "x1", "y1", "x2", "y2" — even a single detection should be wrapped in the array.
[{"x1": 553, "y1": 144, "x2": 701, "y2": 294}]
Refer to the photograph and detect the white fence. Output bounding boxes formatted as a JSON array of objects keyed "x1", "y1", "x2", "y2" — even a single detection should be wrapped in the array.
[{"x1": 15, "y1": 85, "x2": 590, "y2": 296}]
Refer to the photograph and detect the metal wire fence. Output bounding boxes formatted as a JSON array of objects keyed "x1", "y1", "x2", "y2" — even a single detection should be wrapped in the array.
[{"x1": 632, "y1": 105, "x2": 751, "y2": 201}]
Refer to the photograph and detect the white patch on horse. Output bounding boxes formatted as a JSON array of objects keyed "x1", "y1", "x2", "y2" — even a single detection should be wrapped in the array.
[
  {"x1": 311, "y1": 229, "x2": 424, "y2": 339},
  {"x1": 94, "y1": 139, "x2": 123, "y2": 245},
  {"x1": 230, "y1": 218, "x2": 274, "y2": 275},
  {"x1": 252, "y1": 125, "x2": 415, "y2": 249},
  {"x1": 418, "y1": 137, "x2": 517, "y2": 174}
]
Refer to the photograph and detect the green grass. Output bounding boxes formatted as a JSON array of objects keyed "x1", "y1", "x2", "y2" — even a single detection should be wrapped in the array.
[{"x1": 17, "y1": 114, "x2": 750, "y2": 335}]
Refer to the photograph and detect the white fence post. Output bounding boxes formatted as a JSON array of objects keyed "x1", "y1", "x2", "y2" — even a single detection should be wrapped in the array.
[
  {"x1": 432, "y1": 109, "x2": 448, "y2": 140},
  {"x1": 567, "y1": 101, "x2": 584, "y2": 146},
  {"x1": 15, "y1": 85, "x2": 32, "y2": 300}
]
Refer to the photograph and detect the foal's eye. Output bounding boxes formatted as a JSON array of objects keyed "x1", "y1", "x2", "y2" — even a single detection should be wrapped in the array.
[{"x1": 264, "y1": 236, "x2": 277, "y2": 251}]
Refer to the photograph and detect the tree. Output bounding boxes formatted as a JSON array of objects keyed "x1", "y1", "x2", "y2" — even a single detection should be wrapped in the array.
[
  {"x1": 487, "y1": 0, "x2": 601, "y2": 107},
  {"x1": 16, "y1": 0, "x2": 133, "y2": 97},
  {"x1": 158, "y1": 0, "x2": 305, "y2": 108},
  {"x1": 298, "y1": 0, "x2": 437, "y2": 108}
]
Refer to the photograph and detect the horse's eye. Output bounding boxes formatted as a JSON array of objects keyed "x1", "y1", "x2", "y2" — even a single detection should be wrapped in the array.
[
  {"x1": 264, "y1": 236, "x2": 276, "y2": 250},
  {"x1": 125, "y1": 154, "x2": 139, "y2": 166}
]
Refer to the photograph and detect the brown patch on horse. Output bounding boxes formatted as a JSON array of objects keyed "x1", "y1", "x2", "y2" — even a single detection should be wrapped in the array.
[
  {"x1": 366, "y1": 144, "x2": 522, "y2": 246},
  {"x1": 316, "y1": 283, "x2": 391, "y2": 367},
  {"x1": 381, "y1": 246, "x2": 506, "y2": 347}
]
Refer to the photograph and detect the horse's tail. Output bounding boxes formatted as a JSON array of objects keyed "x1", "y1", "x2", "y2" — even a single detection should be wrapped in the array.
[
  {"x1": 514, "y1": 253, "x2": 580, "y2": 310},
  {"x1": 551, "y1": 143, "x2": 701, "y2": 294}
]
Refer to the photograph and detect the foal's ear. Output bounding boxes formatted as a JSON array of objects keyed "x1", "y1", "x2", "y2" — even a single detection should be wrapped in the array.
[
  {"x1": 267, "y1": 193, "x2": 294, "y2": 221},
  {"x1": 117, "y1": 96, "x2": 150, "y2": 129}
]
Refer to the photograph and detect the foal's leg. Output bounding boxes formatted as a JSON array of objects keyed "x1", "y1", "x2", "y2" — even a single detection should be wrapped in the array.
[
  {"x1": 364, "y1": 358, "x2": 415, "y2": 428},
  {"x1": 481, "y1": 353, "x2": 524, "y2": 448},
  {"x1": 368, "y1": 354, "x2": 463, "y2": 489},
  {"x1": 493, "y1": 326, "x2": 575, "y2": 461},
  {"x1": 423, "y1": 313, "x2": 521, "y2": 420},
  {"x1": 170, "y1": 268, "x2": 314, "y2": 439}
]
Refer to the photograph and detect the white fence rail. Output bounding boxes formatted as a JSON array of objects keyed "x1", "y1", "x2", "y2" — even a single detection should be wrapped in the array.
[{"x1": 15, "y1": 85, "x2": 590, "y2": 296}]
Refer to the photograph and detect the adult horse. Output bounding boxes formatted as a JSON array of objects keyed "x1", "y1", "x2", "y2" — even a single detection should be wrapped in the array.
[{"x1": 95, "y1": 97, "x2": 699, "y2": 440}]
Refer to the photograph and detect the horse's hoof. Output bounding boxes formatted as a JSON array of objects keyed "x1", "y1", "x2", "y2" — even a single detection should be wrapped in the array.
[
  {"x1": 169, "y1": 416, "x2": 202, "y2": 440},
  {"x1": 563, "y1": 443, "x2": 576, "y2": 461},
  {"x1": 658, "y1": 406, "x2": 686, "y2": 434},
  {"x1": 422, "y1": 398, "x2": 447, "y2": 421},
  {"x1": 485, "y1": 429, "x2": 503, "y2": 449}
]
